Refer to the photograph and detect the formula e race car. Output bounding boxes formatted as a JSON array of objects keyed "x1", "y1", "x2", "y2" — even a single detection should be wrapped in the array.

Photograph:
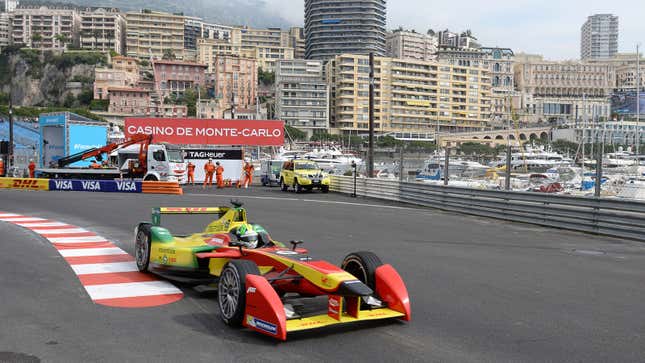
[{"x1": 134, "y1": 202, "x2": 411, "y2": 340}]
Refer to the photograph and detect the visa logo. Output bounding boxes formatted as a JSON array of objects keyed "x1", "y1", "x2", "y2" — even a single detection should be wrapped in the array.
[
  {"x1": 54, "y1": 180, "x2": 73, "y2": 190},
  {"x1": 116, "y1": 181, "x2": 136, "y2": 191},
  {"x1": 81, "y1": 181, "x2": 101, "y2": 191}
]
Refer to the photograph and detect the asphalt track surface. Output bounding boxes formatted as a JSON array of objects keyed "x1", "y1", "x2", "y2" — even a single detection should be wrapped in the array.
[{"x1": 2, "y1": 186, "x2": 645, "y2": 362}]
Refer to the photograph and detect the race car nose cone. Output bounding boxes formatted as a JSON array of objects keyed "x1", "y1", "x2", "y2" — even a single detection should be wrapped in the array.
[{"x1": 336, "y1": 280, "x2": 373, "y2": 297}]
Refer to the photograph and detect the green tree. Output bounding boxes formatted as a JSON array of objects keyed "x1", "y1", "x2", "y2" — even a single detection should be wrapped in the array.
[
  {"x1": 162, "y1": 49, "x2": 176, "y2": 60},
  {"x1": 31, "y1": 33, "x2": 43, "y2": 48},
  {"x1": 76, "y1": 89, "x2": 94, "y2": 106},
  {"x1": 258, "y1": 67, "x2": 275, "y2": 86},
  {"x1": 63, "y1": 93, "x2": 76, "y2": 108},
  {"x1": 54, "y1": 34, "x2": 69, "y2": 46},
  {"x1": 285, "y1": 125, "x2": 307, "y2": 141},
  {"x1": 458, "y1": 142, "x2": 496, "y2": 156}
]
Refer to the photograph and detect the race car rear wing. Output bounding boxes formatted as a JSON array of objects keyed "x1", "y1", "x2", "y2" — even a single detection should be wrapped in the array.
[{"x1": 151, "y1": 207, "x2": 229, "y2": 226}]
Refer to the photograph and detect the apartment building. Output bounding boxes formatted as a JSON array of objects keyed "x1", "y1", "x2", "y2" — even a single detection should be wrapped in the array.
[
  {"x1": 107, "y1": 87, "x2": 151, "y2": 115},
  {"x1": 581, "y1": 14, "x2": 618, "y2": 60},
  {"x1": 126, "y1": 10, "x2": 185, "y2": 60},
  {"x1": 5, "y1": 0, "x2": 19, "y2": 13},
  {"x1": 197, "y1": 37, "x2": 243, "y2": 72},
  {"x1": 514, "y1": 54, "x2": 615, "y2": 122},
  {"x1": 239, "y1": 26, "x2": 294, "y2": 71},
  {"x1": 152, "y1": 59, "x2": 207, "y2": 98},
  {"x1": 289, "y1": 27, "x2": 305, "y2": 59},
  {"x1": 94, "y1": 56, "x2": 141, "y2": 99},
  {"x1": 275, "y1": 59, "x2": 329, "y2": 135},
  {"x1": 0, "y1": 13, "x2": 10, "y2": 50},
  {"x1": 386, "y1": 29, "x2": 437, "y2": 62},
  {"x1": 305, "y1": 0, "x2": 387, "y2": 61},
  {"x1": 78, "y1": 7, "x2": 125, "y2": 54},
  {"x1": 11, "y1": 5, "x2": 80, "y2": 50},
  {"x1": 327, "y1": 54, "x2": 491, "y2": 137},
  {"x1": 211, "y1": 55, "x2": 257, "y2": 111},
  {"x1": 184, "y1": 17, "x2": 237, "y2": 51},
  {"x1": 589, "y1": 52, "x2": 644, "y2": 89}
]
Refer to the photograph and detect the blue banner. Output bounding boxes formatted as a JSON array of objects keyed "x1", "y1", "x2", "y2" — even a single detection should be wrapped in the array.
[
  {"x1": 68, "y1": 124, "x2": 108, "y2": 167},
  {"x1": 49, "y1": 179, "x2": 142, "y2": 193}
]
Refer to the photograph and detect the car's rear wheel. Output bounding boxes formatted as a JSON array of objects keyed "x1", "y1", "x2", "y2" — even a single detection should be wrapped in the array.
[
  {"x1": 341, "y1": 251, "x2": 383, "y2": 290},
  {"x1": 218, "y1": 260, "x2": 260, "y2": 326},
  {"x1": 135, "y1": 223, "x2": 152, "y2": 272},
  {"x1": 280, "y1": 178, "x2": 288, "y2": 191}
]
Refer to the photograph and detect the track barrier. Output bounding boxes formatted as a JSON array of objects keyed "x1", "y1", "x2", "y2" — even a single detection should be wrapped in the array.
[
  {"x1": 1, "y1": 177, "x2": 183, "y2": 195},
  {"x1": 142, "y1": 181, "x2": 183, "y2": 195},
  {"x1": 330, "y1": 175, "x2": 645, "y2": 242},
  {"x1": 0, "y1": 177, "x2": 50, "y2": 191}
]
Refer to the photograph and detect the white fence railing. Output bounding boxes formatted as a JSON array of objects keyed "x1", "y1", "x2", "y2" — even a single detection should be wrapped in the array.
[{"x1": 330, "y1": 175, "x2": 645, "y2": 241}]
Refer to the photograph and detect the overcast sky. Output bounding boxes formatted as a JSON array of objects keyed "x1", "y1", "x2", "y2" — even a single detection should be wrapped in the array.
[{"x1": 264, "y1": 0, "x2": 642, "y2": 60}]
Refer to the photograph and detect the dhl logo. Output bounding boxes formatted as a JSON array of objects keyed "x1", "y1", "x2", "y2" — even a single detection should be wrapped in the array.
[{"x1": 12, "y1": 180, "x2": 41, "y2": 189}]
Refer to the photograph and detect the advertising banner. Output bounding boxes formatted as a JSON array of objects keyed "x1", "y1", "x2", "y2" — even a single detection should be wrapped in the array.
[
  {"x1": 183, "y1": 149, "x2": 244, "y2": 182},
  {"x1": 39, "y1": 114, "x2": 66, "y2": 167},
  {"x1": 611, "y1": 91, "x2": 645, "y2": 116},
  {"x1": 0, "y1": 177, "x2": 50, "y2": 191},
  {"x1": 68, "y1": 125, "x2": 108, "y2": 167},
  {"x1": 124, "y1": 118, "x2": 285, "y2": 146},
  {"x1": 49, "y1": 179, "x2": 142, "y2": 193}
]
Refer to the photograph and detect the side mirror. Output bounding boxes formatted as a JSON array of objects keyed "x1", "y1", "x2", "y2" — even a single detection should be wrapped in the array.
[{"x1": 290, "y1": 240, "x2": 304, "y2": 251}]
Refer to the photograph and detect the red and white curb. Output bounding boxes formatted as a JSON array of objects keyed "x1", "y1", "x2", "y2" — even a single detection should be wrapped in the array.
[{"x1": 0, "y1": 212, "x2": 183, "y2": 308}]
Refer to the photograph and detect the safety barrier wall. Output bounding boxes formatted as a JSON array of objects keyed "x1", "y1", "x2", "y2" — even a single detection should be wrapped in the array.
[
  {"x1": 0, "y1": 177, "x2": 50, "y2": 191},
  {"x1": 49, "y1": 179, "x2": 142, "y2": 193},
  {"x1": 0, "y1": 177, "x2": 182, "y2": 195},
  {"x1": 330, "y1": 175, "x2": 645, "y2": 242}
]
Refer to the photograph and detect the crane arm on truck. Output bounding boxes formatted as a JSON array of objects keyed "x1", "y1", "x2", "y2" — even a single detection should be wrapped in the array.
[{"x1": 56, "y1": 134, "x2": 153, "y2": 168}]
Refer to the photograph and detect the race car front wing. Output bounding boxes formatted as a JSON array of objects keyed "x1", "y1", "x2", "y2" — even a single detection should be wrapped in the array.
[{"x1": 242, "y1": 264, "x2": 411, "y2": 340}]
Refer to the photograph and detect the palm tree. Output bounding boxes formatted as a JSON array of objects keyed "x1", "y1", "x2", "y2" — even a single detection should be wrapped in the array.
[
  {"x1": 31, "y1": 33, "x2": 43, "y2": 49},
  {"x1": 54, "y1": 33, "x2": 69, "y2": 49}
]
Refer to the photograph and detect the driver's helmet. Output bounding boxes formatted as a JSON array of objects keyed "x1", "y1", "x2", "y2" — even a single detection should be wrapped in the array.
[{"x1": 234, "y1": 224, "x2": 259, "y2": 249}]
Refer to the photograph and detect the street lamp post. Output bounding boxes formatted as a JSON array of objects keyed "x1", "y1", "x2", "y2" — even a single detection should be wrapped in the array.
[
  {"x1": 8, "y1": 96, "x2": 14, "y2": 169},
  {"x1": 637, "y1": 44, "x2": 641, "y2": 156}
]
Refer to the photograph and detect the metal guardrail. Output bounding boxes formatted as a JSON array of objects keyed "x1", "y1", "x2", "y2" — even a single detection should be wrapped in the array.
[{"x1": 330, "y1": 175, "x2": 645, "y2": 241}]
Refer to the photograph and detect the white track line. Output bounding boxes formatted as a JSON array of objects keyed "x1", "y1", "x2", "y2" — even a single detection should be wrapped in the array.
[
  {"x1": 33, "y1": 228, "x2": 90, "y2": 235},
  {"x1": 48, "y1": 236, "x2": 108, "y2": 244},
  {"x1": 85, "y1": 281, "x2": 182, "y2": 300},
  {"x1": 58, "y1": 247, "x2": 128, "y2": 258},
  {"x1": 0, "y1": 217, "x2": 48, "y2": 222},
  {"x1": 15, "y1": 222, "x2": 69, "y2": 227},
  {"x1": 0, "y1": 213, "x2": 21, "y2": 217},
  {"x1": 70, "y1": 261, "x2": 140, "y2": 275}
]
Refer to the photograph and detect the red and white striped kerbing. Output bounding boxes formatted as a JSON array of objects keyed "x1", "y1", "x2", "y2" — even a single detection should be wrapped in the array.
[{"x1": 0, "y1": 212, "x2": 183, "y2": 308}]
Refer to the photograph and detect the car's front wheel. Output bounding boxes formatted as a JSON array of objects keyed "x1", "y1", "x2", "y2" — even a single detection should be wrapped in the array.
[
  {"x1": 321, "y1": 185, "x2": 330, "y2": 193},
  {"x1": 217, "y1": 260, "x2": 261, "y2": 326},
  {"x1": 341, "y1": 251, "x2": 383, "y2": 290},
  {"x1": 280, "y1": 178, "x2": 288, "y2": 191},
  {"x1": 294, "y1": 179, "x2": 303, "y2": 193},
  {"x1": 135, "y1": 223, "x2": 152, "y2": 272}
]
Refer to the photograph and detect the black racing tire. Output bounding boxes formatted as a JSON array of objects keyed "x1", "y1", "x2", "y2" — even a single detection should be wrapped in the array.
[
  {"x1": 280, "y1": 178, "x2": 288, "y2": 191},
  {"x1": 144, "y1": 175, "x2": 158, "y2": 181},
  {"x1": 341, "y1": 251, "x2": 384, "y2": 290},
  {"x1": 218, "y1": 260, "x2": 261, "y2": 326},
  {"x1": 321, "y1": 185, "x2": 330, "y2": 193},
  {"x1": 135, "y1": 223, "x2": 152, "y2": 272},
  {"x1": 294, "y1": 179, "x2": 303, "y2": 193}
]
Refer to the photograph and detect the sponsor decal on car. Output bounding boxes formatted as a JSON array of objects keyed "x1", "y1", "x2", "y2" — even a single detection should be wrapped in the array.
[
  {"x1": 328, "y1": 295, "x2": 342, "y2": 320},
  {"x1": 275, "y1": 250, "x2": 298, "y2": 255},
  {"x1": 246, "y1": 287, "x2": 256, "y2": 294},
  {"x1": 246, "y1": 315, "x2": 277, "y2": 335}
]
